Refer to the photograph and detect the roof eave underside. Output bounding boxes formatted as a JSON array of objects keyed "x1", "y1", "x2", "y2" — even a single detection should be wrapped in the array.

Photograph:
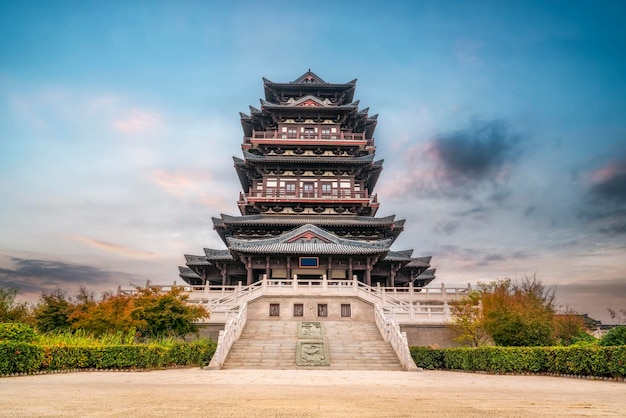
[{"x1": 219, "y1": 213, "x2": 398, "y2": 227}]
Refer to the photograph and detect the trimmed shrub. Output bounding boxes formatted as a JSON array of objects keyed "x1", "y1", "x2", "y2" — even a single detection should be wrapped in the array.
[
  {"x1": 0, "y1": 342, "x2": 44, "y2": 374},
  {"x1": 2, "y1": 338, "x2": 216, "y2": 375},
  {"x1": 0, "y1": 323, "x2": 38, "y2": 343},
  {"x1": 410, "y1": 345, "x2": 626, "y2": 378},
  {"x1": 410, "y1": 347, "x2": 444, "y2": 369}
]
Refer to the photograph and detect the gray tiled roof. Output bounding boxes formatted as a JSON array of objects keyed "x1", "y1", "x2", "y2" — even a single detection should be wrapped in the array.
[
  {"x1": 406, "y1": 256, "x2": 432, "y2": 268},
  {"x1": 260, "y1": 99, "x2": 359, "y2": 111},
  {"x1": 203, "y1": 248, "x2": 235, "y2": 261},
  {"x1": 228, "y1": 241, "x2": 390, "y2": 255},
  {"x1": 178, "y1": 266, "x2": 202, "y2": 279},
  {"x1": 184, "y1": 254, "x2": 210, "y2": 266},
  {"x1": 384, "y1": 250, "x2": 414, "y2": 261},
  {"x1": 416, "y1": 268, "x2": 436, "y2": 280},
  {"x1": 227, "y1": 224, "x2": 392, "y2": 255}
]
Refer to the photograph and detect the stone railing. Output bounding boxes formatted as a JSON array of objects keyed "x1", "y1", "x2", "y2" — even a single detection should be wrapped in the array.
[
  {"x1": 374, "y1": 304, "x2": 418, "y2": 371},
  {"x1": 205, "y1": 301, "x2": 248, "y2": 370},
  {"x1": 121, "y1": 278, "x2": 469, "y2": 324}
]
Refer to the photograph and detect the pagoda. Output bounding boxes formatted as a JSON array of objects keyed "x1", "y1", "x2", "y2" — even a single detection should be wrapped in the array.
[{"x1": 179, "y1": 71, "x2": 435, "y2": 289}]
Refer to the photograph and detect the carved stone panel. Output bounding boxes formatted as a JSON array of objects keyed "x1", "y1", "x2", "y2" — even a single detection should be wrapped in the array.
[
  {"x1": 296, "y1": 341, "x2": 329, "y2": 366},
  {"x1": 298, "y1": 321, "x2": 325, "y2": 339}
]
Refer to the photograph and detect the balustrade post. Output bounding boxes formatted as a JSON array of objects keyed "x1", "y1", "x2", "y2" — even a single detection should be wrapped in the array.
[
  {"x1": 467, "y1": 282, "x2": 472, "y2": 293},
  {"x1": 322, "y1": 274, "x2": 327, "y2": 293},
  {"x1": 293, "y1": 274, "x2": 298, "y2": 291},
  {"x1": 441, "y1": 283, "x2": 447, "y2": 302},
  {"x1": 409, "y1": 301, "x2": 414, "y2": 320}
]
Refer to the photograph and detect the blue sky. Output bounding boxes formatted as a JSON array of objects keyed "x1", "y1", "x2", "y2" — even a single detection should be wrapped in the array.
[{"x1": 1, "y1": 0, "x2": 624, "y2": 322}]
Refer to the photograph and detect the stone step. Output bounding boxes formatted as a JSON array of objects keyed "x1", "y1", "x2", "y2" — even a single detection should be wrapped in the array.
[{"x1": 223, "y1": 319, "x2": 403, "y2": 370}]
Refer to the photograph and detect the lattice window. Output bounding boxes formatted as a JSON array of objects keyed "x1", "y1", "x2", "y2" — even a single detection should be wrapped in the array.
[
  {"x1": 293, "y1": 303, "x2": 304, "y2": 317},
  {"x1": 317, "y1": 304, "x2": 328, "y2": 317},
  {"x1": 269, "y1": 303, "x2": 280, "y2": 317},
  {"x1": 341, "y1": 304, "x2": 352, "y2": 318},
  {"x1": 303, "y1": 128, "x2": 316, "y2": 139}
]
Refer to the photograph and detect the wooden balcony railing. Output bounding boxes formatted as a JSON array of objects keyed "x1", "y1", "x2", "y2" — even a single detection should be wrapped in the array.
[
  {"x1": 244, "y1": 188, "x2": 371, "y2": 200},
  {"x1": 245, "y1": 130, "x2": 369, "y2": 143}
]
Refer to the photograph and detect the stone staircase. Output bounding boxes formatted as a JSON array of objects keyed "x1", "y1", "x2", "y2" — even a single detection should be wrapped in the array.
[{"x1": 222, "y1": 319, "x2": 403, "y2": 370}]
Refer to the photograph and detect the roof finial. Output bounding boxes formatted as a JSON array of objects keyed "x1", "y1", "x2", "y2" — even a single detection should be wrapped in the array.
[{"x1": 308, "y1": 68, "x2": 311, "y2": 72}]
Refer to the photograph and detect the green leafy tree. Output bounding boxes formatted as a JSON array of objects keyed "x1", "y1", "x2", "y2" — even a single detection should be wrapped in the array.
[
  {"x1": 600, "y1": 326, "x2": 626, "y2": 346},
  {"x1": 0, "y1": 287, "x2": 31, "y2": 323},
  {"x1": 131, "y1": 286, "x2": 209, "y2": 339},
  {"x1": 447, "y1": 291, "x2": 491, "y2": 347},
  {"x1": 33, "y1": 289, "x2": 72, "y2": 333}
]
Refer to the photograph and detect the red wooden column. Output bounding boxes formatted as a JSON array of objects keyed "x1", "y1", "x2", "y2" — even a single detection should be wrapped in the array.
[{"x1": 246, "y1": 257, "x2": 253, "y2": 285}]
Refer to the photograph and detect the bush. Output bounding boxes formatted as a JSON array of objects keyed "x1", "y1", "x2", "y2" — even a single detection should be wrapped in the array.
[
  {"x1": 1, "y1": 337, "x2": 216, "y2": 375},
  {"x1": 0, "y1": 323, "x2": 38, "y2": 343},
  {"x1": 410, "y1": 345, "x2": 626, "y2": 378},
  {"x1": 410, "y1": 347, "x2": 445, "y2": 369},
  {"x1": 600, "y1": 326, "x2": 626, "y2": 346},
  {"x1": 0, "y1": 342, "x2": 44, "y2": 374}
]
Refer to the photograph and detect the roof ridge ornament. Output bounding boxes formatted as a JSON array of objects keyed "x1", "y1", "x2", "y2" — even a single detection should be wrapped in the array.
[{"x1": 291, "y1": 70, "x2": 327, "y2": 84}]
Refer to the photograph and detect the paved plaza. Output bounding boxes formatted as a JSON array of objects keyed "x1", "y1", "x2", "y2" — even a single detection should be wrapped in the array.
[{"x1": 1, "y1": 368, "x2": 624, "y2": 417}]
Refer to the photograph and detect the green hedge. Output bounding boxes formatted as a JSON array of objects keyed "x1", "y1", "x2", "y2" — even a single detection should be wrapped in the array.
[
  {"x1": 1, "y1": 339, "x2": 216, "y2": 375},
  {"x1": 410, "y1": 346, "x2": 626, "y2": 378},
  {"x1": 0, "y1": 323, "x2": 38, "y2": 343}
]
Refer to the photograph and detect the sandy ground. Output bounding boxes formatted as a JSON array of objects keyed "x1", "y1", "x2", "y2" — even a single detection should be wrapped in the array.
[{"x1": 0, "y1": 368, "x2": 624, "y2": 417}]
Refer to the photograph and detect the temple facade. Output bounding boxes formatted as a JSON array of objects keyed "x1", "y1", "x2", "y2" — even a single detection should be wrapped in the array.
[{"x1": 179, "y1": 71, "x2": 435, "y2": 290}]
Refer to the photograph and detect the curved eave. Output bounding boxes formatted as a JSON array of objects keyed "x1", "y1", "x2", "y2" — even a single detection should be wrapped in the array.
[
  {"x1": 406, "y1": 256, "x2": 433, "y2": 268},
  {"x1": 228, "y1": 242, "x2": 390, "y2": 255},
  {"x1": 233, "y1": 157, "x2": 251, "y2": 191},
  {"x1": 203, "y1": 248, "x2": 236, "y2": 261},
  {"x1": 383, "y1": 249, "x2": 415, "y2": 262},
  {"x1": 184, "y1": 254, "x2": 211, "y2": 266},
  {"x1": 219, "y1": 213, "x2": 397, "y2": 227}
]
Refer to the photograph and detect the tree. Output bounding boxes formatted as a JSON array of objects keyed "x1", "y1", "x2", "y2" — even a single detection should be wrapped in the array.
[
  {"x1": 479, "y1": 276, "x2": 557, "y2": 347},
  {"x1": 70, "y1": 291, "x2": 140, "y2": 337},
  {"x1": 600, "y1": 326, "x2": 626, "y2": 346},
  {"x1": 607, "y1": 308, "x2": 626, "y2": 325},
  {"x1": 552, "y1": 309, "x2": 586, "y2": 346},
  {"x1": 33, "y1": 289, "x2": 73, "y2": 333},
  {"x1": 447, "y1": 291, "x2": 490, "y2": 347},
  {"x1": 0, "y1": 287, "x2": 31, "y2": 323},
  {"x1": 131, "y1": 286, "x2": 209, "y2": 339}
]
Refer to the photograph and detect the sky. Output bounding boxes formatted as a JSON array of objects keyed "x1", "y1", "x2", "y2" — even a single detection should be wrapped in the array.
[{"x1": 0, "y1": 0, "x2": 624, "y2": 323}]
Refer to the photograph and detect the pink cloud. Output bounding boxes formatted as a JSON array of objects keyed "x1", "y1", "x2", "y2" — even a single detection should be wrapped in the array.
[
  {"x1": 71, "y1": 236, "x2": 157, "y2": 259},
  {"x1": 112, "y1": 108, "x2": 162, "y2": 134},
  {"x1": 590, "y1": 160, "x2": 626, "y2": 184}
]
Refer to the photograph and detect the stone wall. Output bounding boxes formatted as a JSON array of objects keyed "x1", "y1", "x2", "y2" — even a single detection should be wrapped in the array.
[
  {"x1": 197, "y1": 323, "x2": 225, "y2": 341},
  {"x1": 400, "y1": 324, "x2": 459, "y2": 348},
  {"x1": 247, "y1": 296, "x2": 374, "y2": 321}
]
